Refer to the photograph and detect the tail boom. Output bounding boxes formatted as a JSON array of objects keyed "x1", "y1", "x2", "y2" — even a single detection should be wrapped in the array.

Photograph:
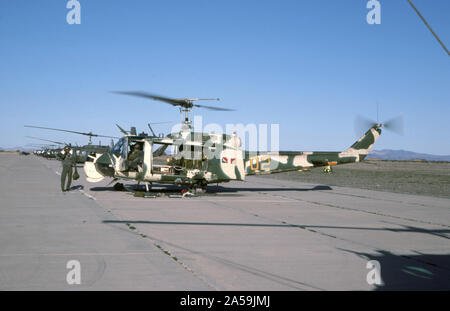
[{"x1": 244, "y1": 125, "x2": 382, "y2": 175}]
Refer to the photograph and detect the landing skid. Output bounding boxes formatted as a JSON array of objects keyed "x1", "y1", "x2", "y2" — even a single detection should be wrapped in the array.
[{"x1": 112, "y1": 182, "x2": 207, "y2": 198}]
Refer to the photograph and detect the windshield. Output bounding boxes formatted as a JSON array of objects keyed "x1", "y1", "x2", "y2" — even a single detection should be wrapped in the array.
[{"x1": 111, "y1": 137, "x2": 127, "y2": 158}]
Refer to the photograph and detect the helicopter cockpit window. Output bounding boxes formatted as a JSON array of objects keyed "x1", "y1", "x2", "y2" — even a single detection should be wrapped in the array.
[{"x1": 111, "y1": 138, "x2": 127, "y2": 158}]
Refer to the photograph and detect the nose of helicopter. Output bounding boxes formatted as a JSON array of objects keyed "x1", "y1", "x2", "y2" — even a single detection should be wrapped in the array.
[{"x1": 83, "y1": 153, "x2": 112, "y2": 182}]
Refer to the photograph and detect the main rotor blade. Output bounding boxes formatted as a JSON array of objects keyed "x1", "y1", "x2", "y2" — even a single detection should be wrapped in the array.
[
  {"x1": 148, "y1": 121, "x2": 173, "y2": 125},
  {"x1": 186, "y1": 98, "x2": 220, "y2": 102},
  {"x1": 193, "y1": 103, "x2": 235, "y2": 111},
  {"x1": 147, "y1": 123, "x2": 156, "y2": 137},
  {"x1": 153, "y1": 144, "x2": 169, "y2": 157},
  {"x1": 26, "y1": 143, "x2": 58, "y2": 147},
  {"x1": 24, "y1": 125, "x2": 119, "y2": 139},
  {"x1": 112, "y1": 91, "x2": 189, "y2": 107},
  {"x1": 25, "y1": 125, "x2": 90, "y2": 136},
  {"x1": 90, "y1": 134, "x2": 120, "y2": 139},
  {"x1": 116, "y1": 124, "x2": 129, "y2": 135},
  {"x1": 112, "y1": 91, "x2": 233, "y2": 111},
  {"x1": 26, "y1": 136, "x2": 65, "y2": 145}
]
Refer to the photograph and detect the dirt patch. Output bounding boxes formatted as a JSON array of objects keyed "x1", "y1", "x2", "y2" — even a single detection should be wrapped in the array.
[{"x1": 260, "y1": 160, "x2": 450, "y2": 198}]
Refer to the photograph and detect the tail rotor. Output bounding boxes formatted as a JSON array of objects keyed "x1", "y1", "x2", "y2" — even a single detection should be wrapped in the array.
[{"x1": 355, "y1": 115, "x2": 404, "y2": 135}]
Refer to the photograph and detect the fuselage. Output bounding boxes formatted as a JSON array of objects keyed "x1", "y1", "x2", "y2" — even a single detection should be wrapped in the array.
[{"x1": 84, "y1": 126, "x2": 381, "y2": 186}]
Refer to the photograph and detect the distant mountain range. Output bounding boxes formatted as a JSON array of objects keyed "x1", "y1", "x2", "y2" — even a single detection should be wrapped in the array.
[{"x1": 368, "y1": 149, "x2": 450, "y2": 162}]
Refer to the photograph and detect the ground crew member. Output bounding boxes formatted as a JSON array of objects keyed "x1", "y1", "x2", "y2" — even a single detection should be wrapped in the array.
[
  {"x1": 61, "y1": 146, "x2": 77, "y2": 192},
  {"x1": 323, "y1": 165, "x2": 331, "y2": 174}
]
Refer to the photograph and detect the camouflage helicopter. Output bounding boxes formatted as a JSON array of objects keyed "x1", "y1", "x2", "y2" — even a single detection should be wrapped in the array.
[
  {"x1": 26, "y1": 136, "x2": 66, "y2": 159},
  {"x1": 27, "y1": 143, "x2": 61, "y2": 159},
  {"x1": 83, "y1": 91, "x2": 401, "y2": 193},
  {"x1": 24, "y1": 126, "x2": 117, "y2": 163}
]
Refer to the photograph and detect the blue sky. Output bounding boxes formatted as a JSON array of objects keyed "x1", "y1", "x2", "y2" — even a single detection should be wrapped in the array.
[{"x1": 1, "y1": 0, "x2": 449, "y2": 154}]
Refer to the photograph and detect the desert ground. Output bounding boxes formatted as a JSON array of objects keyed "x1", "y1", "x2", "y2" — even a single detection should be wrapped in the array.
[{"x1": 264, "y1": 160, "x2": 450, "y2": 199}]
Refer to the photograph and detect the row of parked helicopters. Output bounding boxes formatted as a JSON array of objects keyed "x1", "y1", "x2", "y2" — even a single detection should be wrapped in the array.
[
  {"x1": 26, "y1": 131, "x2": 114, "y2": 163},
  {"x1": 25, "y1": 91, "x2": 402, "y2": 193}
]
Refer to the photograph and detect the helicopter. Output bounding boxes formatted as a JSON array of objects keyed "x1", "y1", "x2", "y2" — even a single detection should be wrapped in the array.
[
  {"x1": 83, "y1": 91, "x2": 400, "y2": 193},
  {"x1": 24, "y1": 126, "x2": 118, "y2": 163},
  {"x1": 27, "y1": 143, "x2": 61, "y2": 159},
  {"x1": 26, "y1": 136, "x2": 66, "y2": 159}
]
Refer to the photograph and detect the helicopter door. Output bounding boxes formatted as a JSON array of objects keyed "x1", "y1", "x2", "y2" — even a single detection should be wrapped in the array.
[
  {"x1": 218, "y1": 148, "x2": 245, "y2": 181},
  {"x1": 143, "y1": 141, "x2": 152, "y2": 179},
  {"x1": 181, "y1": 144, "x2": 203, "y2": 170},
  {"x1": 111, "y1": 137, "x2": 128, "y2": 171}
]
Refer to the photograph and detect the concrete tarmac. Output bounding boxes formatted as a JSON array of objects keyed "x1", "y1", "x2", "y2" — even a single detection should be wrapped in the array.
[{"x1": 1, "y1": 153, "x2": 449, "y2": 290}]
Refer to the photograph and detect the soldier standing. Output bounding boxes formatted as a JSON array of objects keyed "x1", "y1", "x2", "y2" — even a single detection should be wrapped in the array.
[{"x1": 61, "y1": 146, "x2": 77, "y2": 192}]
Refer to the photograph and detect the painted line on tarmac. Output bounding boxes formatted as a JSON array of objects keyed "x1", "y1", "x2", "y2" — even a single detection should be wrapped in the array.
[
  {"x1": 54, "y1": 170, "x2": 96, "y2": 200},
  {"x1": 79, "y1": 189, "x2": 96, "y2": 200}
]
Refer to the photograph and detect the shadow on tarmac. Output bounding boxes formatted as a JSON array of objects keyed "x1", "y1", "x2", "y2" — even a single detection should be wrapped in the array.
[
  {"x1": 102, "y1": 220, "x2": 450, "y2": 240},
  {"x1": 90, "y1": 184, "x2": 332, "y2": 193},
  {"x1": 69, "y1": 185, "x2": 84, "y2": 191},
  {"x1": 341, "y1": 249, "x2": 450, "y2": 290},
  {"x1": 207, "y1": 185, "x2": 332, "y2": 193}
]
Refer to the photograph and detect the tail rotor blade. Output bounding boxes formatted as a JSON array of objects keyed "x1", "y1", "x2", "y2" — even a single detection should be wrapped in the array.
[
  {"x1": 384, "y1": 116, "x2": 404, "y2": 135},
  {"x1": 354, "y1": 115, "x2": 376, "y2": 136}
]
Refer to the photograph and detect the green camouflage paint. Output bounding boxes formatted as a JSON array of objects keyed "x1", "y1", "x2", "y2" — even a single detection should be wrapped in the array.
[{"x1": 84, "y1": 125, "x2": 383, "y2": 187}]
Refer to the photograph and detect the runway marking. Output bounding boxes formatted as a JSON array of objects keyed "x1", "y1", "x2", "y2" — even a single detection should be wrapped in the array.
[
  {"x1": 202, "y1": 189, "x2": 450, "y2": 269},
  {"x1": 111, "y1": 215, "x2": 220, "y2": 291},
  {"x1": 146, "y1": 235, "x2": 324, "y2": 291},
  {"x1": 79, "y1": 189, "x2": 96, "y2": 200},
  {"x1": 154, "y1": 242, "x2": 220, "y2": 291},
  {"x1": 52, "y1": 167, "x2": 97, "y2": 200}
]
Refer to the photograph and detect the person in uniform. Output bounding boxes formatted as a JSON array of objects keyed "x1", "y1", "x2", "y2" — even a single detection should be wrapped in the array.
[
  {"x1": 61, "y1": 146, "x2": 77, "y2": 192},
  {"x1": 127, "y1": 144, "x2": 144, "y2": 171}
]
